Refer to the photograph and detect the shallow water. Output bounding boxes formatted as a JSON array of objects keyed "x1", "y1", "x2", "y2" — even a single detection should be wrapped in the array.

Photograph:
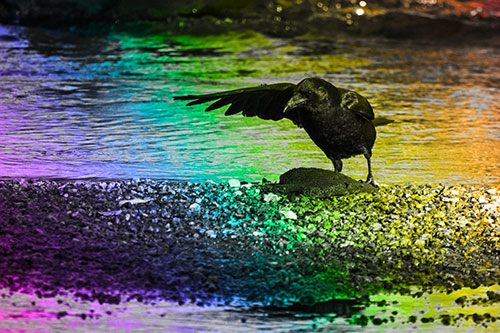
[
  {"x1": 0, "y1": 23, "x2": 499, "y2": 184},
  {"x1": 2, "y1": 287, "x2": 500, "y2": 332}
]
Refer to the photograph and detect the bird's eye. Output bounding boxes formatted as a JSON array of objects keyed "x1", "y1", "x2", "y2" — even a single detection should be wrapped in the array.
[{"x1": 308, "y1": 90, "x2": 313, "y2": 96}]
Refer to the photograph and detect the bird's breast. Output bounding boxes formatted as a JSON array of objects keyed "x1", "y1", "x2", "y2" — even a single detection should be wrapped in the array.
[{"x1": 299, "y1": 108, "x2": 376, "y2": 158}]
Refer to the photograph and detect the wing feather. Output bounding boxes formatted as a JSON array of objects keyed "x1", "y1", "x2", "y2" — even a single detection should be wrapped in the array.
[
  {"x1": 186, "y1": 98, "x2": 213, "y2": 106},
  {"x1": 264, "y1": 89, "x2": 298, "y2": 120},
  {"x1": 338, "y1": 88, "x2": 375, "y2": 120},
  {"x1": 225, "y1": 98, "x2": 245, "y2": 116},
  {"x1": 240, "y1": 92, "x2": 262, "y2": 117},
  {"x1": 204, "y1": 96, "x2": 233, "y2": 111},
  {"x1": 174, "y1": 83, "x2": 299, "y2": 124}
]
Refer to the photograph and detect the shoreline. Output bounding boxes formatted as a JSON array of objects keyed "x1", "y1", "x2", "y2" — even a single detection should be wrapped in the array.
[{"x1": 0, "y1": 177, "x2": 499, "y2": 327}]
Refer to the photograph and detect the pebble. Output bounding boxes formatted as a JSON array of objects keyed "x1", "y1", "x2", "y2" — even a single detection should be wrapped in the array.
[
  {"x1": 189, "y1": 203, "x2": 200, "y2": 210},
  {"x1": 263, "y1": 193, "x2": 281, "y2": 202},
  {"x1": 119, "y1": 198, "x2": 151, "y2": 206},
  {"x1": 280, "y1": 208, "x2": 297, "y2": 220},
  {"x1": 228, "y1": 179, "x2": 240, "y2": 188}
]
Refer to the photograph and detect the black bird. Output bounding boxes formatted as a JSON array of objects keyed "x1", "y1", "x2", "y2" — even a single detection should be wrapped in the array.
[{"x1": 174, "y1": 78, "x2": 392, "y2": 185}]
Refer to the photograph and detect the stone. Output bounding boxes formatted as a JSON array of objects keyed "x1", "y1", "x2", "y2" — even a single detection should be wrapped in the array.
[{"x1": 267, "y1": 167, "x2": 377, "y2": 198}]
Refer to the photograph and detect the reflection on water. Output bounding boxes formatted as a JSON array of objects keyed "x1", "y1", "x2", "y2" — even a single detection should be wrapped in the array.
[
  {"x1": 2, "y1": 286, "x2": 500, "y2": 332},
  {"x1": 0, "y1": 291, "x2": 353, "y2": 332},
  {"x1": 0, "y1": 24, "x2": 499, "y2": 184}
]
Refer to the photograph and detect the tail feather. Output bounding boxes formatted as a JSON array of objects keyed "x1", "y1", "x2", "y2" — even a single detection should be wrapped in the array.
[{"x1": 372, "y1": 117, "x2": 394, "y2": 127}]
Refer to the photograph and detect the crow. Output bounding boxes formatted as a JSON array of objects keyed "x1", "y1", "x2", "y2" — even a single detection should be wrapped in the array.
[{"x1": 174, "y1": 77, "x2": 392, "y2": 185}]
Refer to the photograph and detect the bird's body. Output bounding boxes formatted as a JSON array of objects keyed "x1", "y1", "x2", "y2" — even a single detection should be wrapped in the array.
[{"x1": 174, "y1": 78, "x2": 391, "y2": 185}]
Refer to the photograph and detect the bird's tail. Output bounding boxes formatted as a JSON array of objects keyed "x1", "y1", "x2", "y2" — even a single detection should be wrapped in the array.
[{"x1": 372, "y1": 117, "x2": 394, "y2": 127}]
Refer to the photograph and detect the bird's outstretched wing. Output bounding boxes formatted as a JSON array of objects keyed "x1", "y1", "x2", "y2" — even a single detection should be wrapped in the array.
[
  {"x1": 338, "y1": 88, "x2": 375, "y2": 121},
  {"x1": 174, "y1": 83, "x2": 300, "y2": 124}
]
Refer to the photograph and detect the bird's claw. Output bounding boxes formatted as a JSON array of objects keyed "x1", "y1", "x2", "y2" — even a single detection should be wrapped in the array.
[{"x1": 364, "y1": 176, "x2": 378, "y2": 188}]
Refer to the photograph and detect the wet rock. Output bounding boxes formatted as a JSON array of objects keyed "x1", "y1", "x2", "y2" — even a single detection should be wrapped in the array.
[
  {"x1": 228, "y1": 179, "x2": 241, "y2": 188},
  {"x1": 270, "y1": 167, "x2": 377, "y2": 197},
  {"x1": 280, "y1": 208, "x2": 297, "y2": 220}
]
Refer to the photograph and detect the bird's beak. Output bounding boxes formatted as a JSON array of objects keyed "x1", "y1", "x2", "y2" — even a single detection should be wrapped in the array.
[{"x1": 284, "y1": 94, "x2": 308, "y2": 113}]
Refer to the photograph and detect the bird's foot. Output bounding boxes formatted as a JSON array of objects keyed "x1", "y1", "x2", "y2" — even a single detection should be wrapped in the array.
[{"x1": 364, "y1": 175, "x2": 378, "y2": 188}]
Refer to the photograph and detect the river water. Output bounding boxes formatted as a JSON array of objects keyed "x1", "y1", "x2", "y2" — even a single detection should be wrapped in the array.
[{"x1": 0, "y1": 23, "x2": 499, "y2": 185}]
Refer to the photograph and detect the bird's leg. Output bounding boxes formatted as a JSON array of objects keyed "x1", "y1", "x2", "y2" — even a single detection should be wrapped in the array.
[
  {"x1": 364, "y1": 153, "x2": 378, "y2": 187},
  {"x1": 331, "y1": 158, "x2": 343, "y2": 173}
]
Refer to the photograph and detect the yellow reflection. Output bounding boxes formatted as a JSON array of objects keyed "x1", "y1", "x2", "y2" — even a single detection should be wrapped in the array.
[{"x1": 368, "y1": 285, "x2": 500, "y2": 329}]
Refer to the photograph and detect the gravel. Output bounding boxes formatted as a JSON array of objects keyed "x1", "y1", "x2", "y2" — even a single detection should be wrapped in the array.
[{"x1": 0, "y1": 177, "x2": 499, "y2": 327}]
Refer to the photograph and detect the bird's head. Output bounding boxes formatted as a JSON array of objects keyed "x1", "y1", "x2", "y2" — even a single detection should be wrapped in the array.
[{"x1": 284, "y1": 78, "x2": 341, "y2": 113}]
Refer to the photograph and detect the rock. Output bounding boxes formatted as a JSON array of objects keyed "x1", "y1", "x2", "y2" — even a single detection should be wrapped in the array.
[
  {"x1": 267, "y1": 167, "x2": 377, "y2": 197},
  {"x1": 228, "y1": 179, "x2": 241, "y2": 188},
  {"x1": 99, "y1": 210, "x2": 123, "y2": 216},
  {"x1": 119, "y1": 198, "x2": 151, "y2": 206},
  {"x1": 279, "y1": 208, "x2": 297, "y2": 220},
  {"x1": 263, "y1": 193, "x2": 281, "y2": 203}
]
